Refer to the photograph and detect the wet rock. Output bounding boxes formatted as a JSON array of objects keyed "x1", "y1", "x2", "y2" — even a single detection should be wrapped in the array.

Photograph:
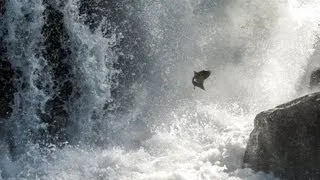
[
  {"x1": 0, "y1": 59, "x2": 15, "y2": 118},
  {"x1": 0, "y1": 0, "x2": 6, "y2": 15},
  {"x1": 0, "y1": 0, "x2": 16, "y2": 119},
  {"x1": 310, "y1": 69, "x2": 320, "y2": 89},
  {"x1": 244, "y1": 92, "x2": 320, "y2": 179},
  {"x1": 0, "y1": 0, "x2": 21, "y2": 161},
  {"x1": 40, "y1": 3, "x2": 74, "y2": 146}
]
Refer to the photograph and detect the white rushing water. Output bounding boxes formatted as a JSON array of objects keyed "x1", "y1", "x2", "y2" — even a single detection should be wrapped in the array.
[{"x1": 1, "y1": 0, "x2": 320, "y2": 179}]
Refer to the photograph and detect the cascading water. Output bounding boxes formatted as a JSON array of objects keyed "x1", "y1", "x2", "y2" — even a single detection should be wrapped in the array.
[{"x1": 1, "y1": 0, "x2": 320, "y2": 179}]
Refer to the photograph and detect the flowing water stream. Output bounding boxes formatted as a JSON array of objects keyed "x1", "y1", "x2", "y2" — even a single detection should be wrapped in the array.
[{"x1": 1, "y1": 0, "x2": 320, "y2": 179}]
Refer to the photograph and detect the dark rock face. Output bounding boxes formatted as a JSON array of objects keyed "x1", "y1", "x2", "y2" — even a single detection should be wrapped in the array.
[
  {"x1": 0, "y1": 0, "x2": 21, "y2": 161},
  {"x1": 310, "y1": 69, "x2": 320, "y2": 89},
  {"x1": 39, "y1": 2, "x2": 75, "y2": 146},
  {"x1": 0, "y1": 0, "x2": 15, "y2": 119},
  {"x1": 0, "y1": 0, "x2": 17, "y2": 119},
  {"x1": 0, "y1": 0, "x2": 5, "y2": 16},
  {"x1": 244, "y1": 92, "x2": 320, "y2": 179},
  {"x1": 0, "y1": 60, "x2": 15, "y2": 118}
]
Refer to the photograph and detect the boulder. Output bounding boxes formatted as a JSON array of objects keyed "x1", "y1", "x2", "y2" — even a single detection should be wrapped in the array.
[{"x1": 244, "y1": 92, "x2": 320, "y2": 179}]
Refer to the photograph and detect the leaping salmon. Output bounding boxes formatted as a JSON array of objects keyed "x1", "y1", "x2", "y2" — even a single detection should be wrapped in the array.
[{"x1": 192, "y1": 70, "x2": 211, "y2": 90}]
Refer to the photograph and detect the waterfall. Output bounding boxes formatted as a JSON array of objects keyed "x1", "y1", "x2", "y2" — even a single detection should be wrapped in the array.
[{"x1": 0, "y1": 0, "x2": 320, "y2": 179}]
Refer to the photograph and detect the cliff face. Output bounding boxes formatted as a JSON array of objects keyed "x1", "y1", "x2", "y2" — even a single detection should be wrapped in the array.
[{"x1": 244, "y1": 92, "x2": 320, "y2": 179}]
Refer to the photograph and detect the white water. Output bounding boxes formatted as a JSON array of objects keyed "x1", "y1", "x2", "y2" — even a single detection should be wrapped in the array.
[{"x1": 1, "y1": 0, "x2": 320, "y2": 179}]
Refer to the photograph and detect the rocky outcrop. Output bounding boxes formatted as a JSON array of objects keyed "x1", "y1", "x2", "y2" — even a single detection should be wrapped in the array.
[{"x1": 244, "y1": 92, "x2": 320, "y2": 179}]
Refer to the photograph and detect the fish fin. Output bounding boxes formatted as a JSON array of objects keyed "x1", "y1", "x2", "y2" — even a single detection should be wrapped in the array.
[{"x1": 199, "y1": 82, "x2": 205, "y2": 90}]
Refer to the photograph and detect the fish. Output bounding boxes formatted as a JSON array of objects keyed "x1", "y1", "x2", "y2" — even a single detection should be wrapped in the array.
[{"x1": 192, "y1": 70, "x2": 211, "y2": 90}]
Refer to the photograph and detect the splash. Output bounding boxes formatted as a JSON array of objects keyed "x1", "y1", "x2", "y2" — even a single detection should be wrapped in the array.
[{"x1": 1, "y1": 0, "x2": 320, "y2": 179}]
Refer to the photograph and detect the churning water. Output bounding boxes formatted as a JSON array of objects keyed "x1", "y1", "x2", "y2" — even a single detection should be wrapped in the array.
[{"x1": 1, "y1": 0, "x2": 320, "y2": 179}]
